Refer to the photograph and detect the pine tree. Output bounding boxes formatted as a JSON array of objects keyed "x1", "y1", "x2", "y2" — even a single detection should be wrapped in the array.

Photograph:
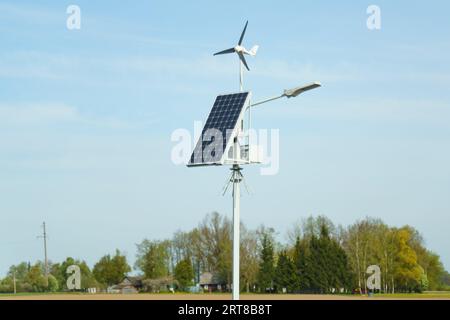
[
  {"x1": 308, "y1": 234, "x2": 327, "y2": 293},
  {"x1": 274, "y1": 250, "x2": 297, "y2": 293},
  {"x1": 257, "y1": 234, "x2": 275, "y2": 292},
  {"x1": 293, "y1": 237, "x2": 310, "y2": 292},
  {"x1": 305, "y1": 224, "x2": 348, "y2": 293},
  {"x1": 331, "y1": 240, "x2": 354, "y2": 292},
  {"x1": 308, "y1": 224, "x2": 355, "y2": 293}
]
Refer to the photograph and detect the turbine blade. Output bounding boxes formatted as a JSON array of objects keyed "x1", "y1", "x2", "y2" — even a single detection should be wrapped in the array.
[
  {"x1": 238, "y1": 21, "x2": 248, "y2": 45},
  {"x1": 238, "y1": 52, "x2": 250, "y2": 71},
  {"x1": 213, "y1": 47, "x2": 235, "y2": 56}
]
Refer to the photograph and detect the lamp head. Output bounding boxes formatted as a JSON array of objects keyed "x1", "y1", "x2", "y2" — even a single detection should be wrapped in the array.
[{"x1": 284, "y1": 82, "x2": 321, "y2": 98}]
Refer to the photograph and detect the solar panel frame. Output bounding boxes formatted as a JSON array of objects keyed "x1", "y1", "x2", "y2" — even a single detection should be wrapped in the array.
[{"x1": 188, "y1": 91, "x2": 251, "y2": 167}]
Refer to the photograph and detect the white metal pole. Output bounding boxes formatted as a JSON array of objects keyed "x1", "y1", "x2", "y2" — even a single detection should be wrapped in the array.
[
  {"x1": 231, "y1": 55, "x2": 244, "y2": 301},
  {"x1": 239, "y1": 61, "x2": 243, "y2": 92},
  {"x1": 232, "y1": 137, "x2": 241, "y2": 300}
]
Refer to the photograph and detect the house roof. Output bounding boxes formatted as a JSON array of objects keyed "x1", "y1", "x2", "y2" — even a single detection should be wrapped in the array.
[
  {"x1": 199, "y1": 272, "x2": 223, "y2": 285},
  {"x1": 116, "y1": 276, "x2": 144, "y2": 288}
]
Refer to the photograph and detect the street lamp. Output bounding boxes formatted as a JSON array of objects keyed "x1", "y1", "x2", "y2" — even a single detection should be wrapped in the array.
[
  {"x1": 197, "y1": 21, "x2": 322, "y2": 301},
  {"x1": 249, "y1": 82, "x2": 322, "y2": 108}
]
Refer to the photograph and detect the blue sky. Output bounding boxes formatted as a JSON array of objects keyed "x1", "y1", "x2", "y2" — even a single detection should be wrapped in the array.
[{"x1": 0, "y1": 1, "x2": 449, "y2": 274}]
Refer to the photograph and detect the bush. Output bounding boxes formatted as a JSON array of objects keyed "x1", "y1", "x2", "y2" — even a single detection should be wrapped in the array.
[
  {"x1": 174, "y1": 259, "x2": 194, "y2": 291},
  {"x1": 0, "y1": 284, "x2": 12, "y2": 293},
  {"x1": 47, "y1": 275, "x2": 59, "y2": 292}
]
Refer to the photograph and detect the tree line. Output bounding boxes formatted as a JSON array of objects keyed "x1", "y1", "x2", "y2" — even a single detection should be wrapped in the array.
[{"x1": 1, "y1": 213, "x2": 449, "y2": 294}]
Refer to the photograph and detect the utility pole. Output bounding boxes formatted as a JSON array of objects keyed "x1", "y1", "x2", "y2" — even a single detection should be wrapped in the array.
[
  {"x1": 13, "y1": 269, "x2": 16, "y2": 294},
  {"x1": 38, "y1": 222, "x2": 49, "y2": 277}
]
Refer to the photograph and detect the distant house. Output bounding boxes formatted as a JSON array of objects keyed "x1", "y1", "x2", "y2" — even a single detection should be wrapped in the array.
[
  {"x1": 110, "y1": 276, "x2": 143, "y2": 294},
  {"x1": 142, "y1": 276, "x2": 176, "y2": 293},
  {"x1": 199, "y1": 272, "x2": 226, "y2": 292}
]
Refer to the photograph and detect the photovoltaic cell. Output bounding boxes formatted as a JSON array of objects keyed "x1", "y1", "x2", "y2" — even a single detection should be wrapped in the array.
[{"x1": 189, "y1": 92, "x2": 250, "y2": 166}]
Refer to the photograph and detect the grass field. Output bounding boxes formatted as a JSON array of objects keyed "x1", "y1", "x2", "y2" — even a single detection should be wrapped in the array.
[{"x1": 1, "y1": 292, "x2": 450, "y2": 300}]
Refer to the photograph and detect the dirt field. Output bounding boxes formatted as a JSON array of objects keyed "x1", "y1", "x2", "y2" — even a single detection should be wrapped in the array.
[{"x1": 1, "y1": 293, "x2": 450, "y2": 300}]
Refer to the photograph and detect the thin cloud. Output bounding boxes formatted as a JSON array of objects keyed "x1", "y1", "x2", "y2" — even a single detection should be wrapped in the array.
[
  {"x1": 0, "y1": 103, "x2": 79, "y2": 125},
  {"x1": 0, "y1": 2, "x2": 61, "y2": 24},
  {"x1": 0, "y1": 102, "x2": 153, "y2": 129},
  {"x1": 260, "y1": 98, "x2": 450, "y2": 127}
]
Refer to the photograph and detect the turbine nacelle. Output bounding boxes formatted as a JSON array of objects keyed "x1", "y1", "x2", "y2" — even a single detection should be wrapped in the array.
[{"x1": 235, "y1": 45, "x2": 259, "y2": 57}]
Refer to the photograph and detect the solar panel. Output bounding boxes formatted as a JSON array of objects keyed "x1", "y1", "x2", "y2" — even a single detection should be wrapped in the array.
[{"x1": 188, "y1": 92, "x2": 250, "y2": 166}]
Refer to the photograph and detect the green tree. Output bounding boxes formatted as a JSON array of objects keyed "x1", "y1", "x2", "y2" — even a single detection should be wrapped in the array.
[
  {"x1": 51, "y1": 257, "x2": 99, "y2": 290},
  {"x1": 7, "y1": 262, "x2": 30, "y2": 280},
  {"x1": 194, "y1": 212, "x2": 232, "y2": 286},
  {"x1": 419, "y1": 270, "x2": 429, "y2": 292},
  {"x1": 2, "y1": 262, "x2": 32, "y2": 293},
  {"x1": 25, "y1": 264, "x2": 47, "y2": 292},
  {"x1": 171, "y1": 231, "x2": 195, "y2": 266},
  {"x1": 135, "y1": 240, "x2": 170, "y2": 279},
  {"x1": 342, "y1": 218, "x2": 397, "y2": 293},
  {"x1": 47, "y1": 274, "x2": 59, "y2": 292},
  {"x1": 174, "y1": 258, "x2": 194, "y2": 290},
  {"x1": 93, "y1": 250, "x2": 131, "y2": 286},
  {"x1": 307, "y1": 234, "x2": 328, "y2": 293},
  {"x1": 257, "y1": 234, "x2": 275, "y2": 292},
  {"x1": 305, "y1": 224, "x2": 354, "y2": 293},
  {"x1": 240, "y1": 225, "x2": 259, "y2": 292},
  {"x1": 331, "y1": 240, "x2": 354, "y2": 292},
  {"x1": 441, "y1": 271, "x2": 450, "y2": 290},
  {"x1": 423, "y1": 252, "x2": 445, "y2": 290},
  {"x1": 393, "y1": 228, "x2": 423, "y2": 292},
  {"x1": 183, "y1": 213, "x2": 233, "y2": 287},
  {"x1": 293, "y1": 237, "x2": 310, "y2": 292},
  {"x1": 274, "y1": 251, "x2": 297, "y2": 293},
  {"x1": 405, "y1": 228, "x2": 448, "y2": 291},
  {"x1": 0, "y1": 276, "x2": 14, "y2": 293}
]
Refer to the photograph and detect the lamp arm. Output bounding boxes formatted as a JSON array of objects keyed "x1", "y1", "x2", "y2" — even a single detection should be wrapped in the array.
[{"x1": 247, "y1": 94, "x2": 285, "y2": 109}]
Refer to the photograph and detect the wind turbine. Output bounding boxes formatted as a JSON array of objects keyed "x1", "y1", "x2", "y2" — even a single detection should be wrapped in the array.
[{"x1": 214, "y1": 21, "x2": 259, "y2": 91}]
